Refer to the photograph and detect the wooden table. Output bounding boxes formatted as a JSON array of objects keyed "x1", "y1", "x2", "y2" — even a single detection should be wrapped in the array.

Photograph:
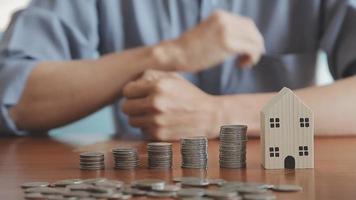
[{"x1": 1, "y1": 137, "x2": 356, "y2": 200}]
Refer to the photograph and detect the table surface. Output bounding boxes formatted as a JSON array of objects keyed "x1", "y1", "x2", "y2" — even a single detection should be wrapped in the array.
[{"x1": 1, "y1": 137, "x2": 356, "y2": 200}]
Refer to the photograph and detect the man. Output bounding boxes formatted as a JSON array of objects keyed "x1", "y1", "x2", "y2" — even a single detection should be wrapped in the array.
[{"x1": 0, "y1": 0, "x2": 356, "y2": 140}]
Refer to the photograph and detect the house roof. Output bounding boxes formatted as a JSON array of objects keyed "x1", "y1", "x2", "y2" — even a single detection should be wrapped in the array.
[{"x1": 261, "y1": 87, "x2": 311, "y2": 114}]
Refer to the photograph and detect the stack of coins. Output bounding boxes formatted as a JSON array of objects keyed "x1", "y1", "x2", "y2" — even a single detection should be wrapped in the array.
[
  {"x1": 219, "y1": 125, "x2": 248, "y2": 168},
  {"x1": 112, "y1": 147, "x2": 139, "y2": 169},
  {"x1": 181, "y1": 136, "x2": 208, "y2": 169},
  {"x1": 147, "y1": 142, "x2": 173, "y2": 169},
  {"x1": 79, "y1": 152, "x2": 105, "y2": 170}
]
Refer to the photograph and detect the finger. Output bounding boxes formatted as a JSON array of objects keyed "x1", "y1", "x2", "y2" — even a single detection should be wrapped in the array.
[
  {"x1": 122, "y1": 96, "x2": 156, "y2": 116},
  {"x1": 237, "y1": 54, "x2": 253, "y2": 67},
  {"x1": 129, "y1": 115, "x2": 155, "y2": 129},
  {"x1": 123, "y1": 79, "x2": 154, "y2": 99}
]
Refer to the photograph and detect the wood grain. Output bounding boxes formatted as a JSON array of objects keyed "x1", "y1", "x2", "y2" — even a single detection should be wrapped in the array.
[{"x1": 1, "y1": 137, "x2": 356, "y2": 200}]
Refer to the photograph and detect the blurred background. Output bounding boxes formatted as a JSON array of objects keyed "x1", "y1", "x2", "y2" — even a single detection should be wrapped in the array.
[
  {"x1": 0, "y1": 0, "x2": 334, "y2": 144},
  {"x1": 1, "y1": 0, "x2": 116, "y2": 144}
]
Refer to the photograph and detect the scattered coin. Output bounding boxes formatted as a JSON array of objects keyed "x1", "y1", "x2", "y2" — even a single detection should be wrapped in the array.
[
  {"x1": 180, "y1": 198, "x2": 214, "y2": 200},
  {"x1": 181, "y1": 178, "x2": 210, "y2": 187},
  {"x1": 152, "y1": 184, "x2": 181, "y2": 192},
  {"x1": 133, "y1": 179, "x2": 166, "y2": 190},
  {"x1": 82, "y1": 178, "x2": 107, "y2": 184},
  {"x1": 235, "y1": 186, "x2": 268, "y2": 194},
  {"x1": 67, "y1": 184, "x2": 94, "y2": 191},
  {"x1": 243, "y1": 193, "x2": 277, "y2": 200},
  {"x1": 147, "y1": 191, "x2": 177, "y2": 198},
  {"x1": 24, "y1": 192, "x2": 47, "y2": 200},
  {"x1": 24, "y1": 187, "x2": 63, "y2": 195},
  {"x1": 53, "y1": 179, "x2": 83, "y2": 187},
  {"x1": 219, "y1": 125, "x2": 248, "y2": 169},
  {"x1": 207, "y1": 178, "x2": 226, "y2": 186},
  {"x1": 177, "y1": 188, "x2": 206, "y2": 197},
  {"x1": 95, "y1": 180, "x2": 124, "y2": 189},
  {"x1": 20, "y1": 177, "x2": 303, "y2": 200},
  {"x1": 21, "y1": 182, "x2": 50, "y2": 189},
  {"x1": 122, "y1": 187, "x2": 147, "y2": 196},
  {"x1": 62, "y1": 190, "x2": 91, "y2": 198},
  {"x1": 205, "y1": 189, "x2": 239, "y2": 199},
  {"x1": 271, "y1": 184, "x2": 303, "y2": 192}
]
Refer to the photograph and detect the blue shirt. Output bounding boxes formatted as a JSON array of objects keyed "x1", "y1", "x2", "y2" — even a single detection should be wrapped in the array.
[{"x1": 1, "y1": 0, "x2": 356, "y2": 137}]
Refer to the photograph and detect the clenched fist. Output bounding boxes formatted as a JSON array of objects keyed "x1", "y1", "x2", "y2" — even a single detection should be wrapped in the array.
[
  {"x1": 122, "y1": 70, "x2": 221, "y2": 141},
  {"x1": 156, "y1": 10, "x2": 265, "y2": 72}
]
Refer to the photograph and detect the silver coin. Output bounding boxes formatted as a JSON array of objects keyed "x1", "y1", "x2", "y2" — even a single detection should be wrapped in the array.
[
  {"x1": 152, "y1": 184, "x2": 181, "y2": 192},
  {"x1": 147, "y1": 191, "x2": 176, "y2": 198},
  {"x1": 80, "y1": 152, "x2": 104, "y2": 157},
  {"x1": 66, "y1": 184, "x2": 94, "y2": 191},
  {"x1": 243, "y1": 193, "x2": 276, "y2": 200},
  {"x1": 177, "y1": 188, "x2": 206, "y2": 197},
  {"x1": 62, "y1": 191, "x2": 91, "y2": 198},
  {"x1": 81, "y1": 178, "x2": 107, "y2": 184},
  {"x1": 25, "y1": 187, "x2": 63, "y2": 195},
  {"x1": 133, "y1": 179, "x2": 166, "y2": 190},
  {"x1": 207, "y1": 178, "x2": 226, "y2": 186},
  {"x1": 95, "y1": 180, "x2": 124, "y2": 189},
  {"x1": 122, "y1": 187, "x2": 147, "y2": 196},
  {"x1": 235, "y1": 186, "x2": 267, "y2": 194},
  {"x1": 53, "y1": 179, "x2": 83, "y2": 187},
  {"x1": 205, "y1": 190, "x2": 239, "y2": 199},
  {"x1": 271, "y1": 184, "x2": 302, "y2": 192},
  {"x1": 181, "y1": 178, "x2": 210, "y2": 187},
  {"x1": 21, "y1": 182, "x2": 50, "y2": 189},
  {"x1": 24, "y1": 193, "x2": 46, "y2": 200}
]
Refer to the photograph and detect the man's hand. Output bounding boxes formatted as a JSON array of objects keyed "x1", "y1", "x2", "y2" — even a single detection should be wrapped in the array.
[
  {"x1": 122, "y1": 70, "x2": 221, "y2": 141},
  {"x1": 156, "y1": 10, "x2": 265, "y2": 72}
]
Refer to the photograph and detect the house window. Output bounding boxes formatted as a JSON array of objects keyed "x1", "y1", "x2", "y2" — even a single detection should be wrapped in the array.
[
  {"x1": 298, "y1": 146, "x2": 309, "y2": 156},
  {"x1": 300, "y1": 118, "x2": 310, "y2": 128},
  {"x1": 269, "y1": 147, "x2": 280, "y2": 157},
  {"x1": 270, "y1": 118, "x2": 280, "y2": 128}
]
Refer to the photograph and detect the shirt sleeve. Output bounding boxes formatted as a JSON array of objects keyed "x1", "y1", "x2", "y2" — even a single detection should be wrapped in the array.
[
  {"x1": 320, "y1": 0, "x2": 356, "y2": 79},
  {"x1": 0, "y1": 0, "x2": 99, "y2": 136}
]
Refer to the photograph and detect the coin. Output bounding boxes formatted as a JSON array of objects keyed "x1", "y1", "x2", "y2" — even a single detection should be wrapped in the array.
[
  {"x1": 24, "y1": 193, "x2": 46, "y2": 200},
  {"x1": 112, "y1": 147, "x2": 139, "y2": 170},
  {"x1": 235, "y1": 186, "x2": 268, "y2": 194},
  {"x1": 133, "y1": 179, "x2": 166, "y2": 190},
  {"x1": 219, "y1": 125, "x2": 248, "y2": 169},
  {"x1": 53, "y1": 179, "x2": 83, "y2": 187},
  {"x1": 243, "y1": 193, "x2": 277, "y2": 200},
  {"x1": 208, "y1": 178, "x2": 226, "y2": 186},
  {"x1": 177, "y1": 188, "x2": 206, "y2": 197},
  {"x1": 24, "y1": 187, "x2": 63, "y2": 195},
  {"x1": 271, "y1": 184, "x2": 303, "y2": 192},
  {"x1": 146, "y1": 191, "x2": 176, "y2": 198},
  {"x1": 95, "y1": 180, "x2": 124, "y2": 189},
  {"x1": 21, "y1": 182, "x2": 50, "y2": 189},
  {"x1": 181, "y1": 136, "x2": 208, "y2": 169},
  {"x1": 147, "y1": 142, "x2": 173, "y2": 169},
  {"x1": 181, "y1": 178, "x2": 210, "y2": 187},
  {"x1": 205, "y1": 189, "x2": 239, "y2": 199},
  {"x1": 79, "y1": 152, "x2": 105, "y2": 170}
]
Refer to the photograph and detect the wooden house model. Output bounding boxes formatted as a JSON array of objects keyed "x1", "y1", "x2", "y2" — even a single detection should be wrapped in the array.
[{"x1": 260, "y1": 87, "x2": 314, "y2": 169}]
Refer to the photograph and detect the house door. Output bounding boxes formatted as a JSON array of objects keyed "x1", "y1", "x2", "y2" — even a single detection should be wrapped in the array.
[{"x1": 284, "y1": 156, "x2": 295, "y2": 169}]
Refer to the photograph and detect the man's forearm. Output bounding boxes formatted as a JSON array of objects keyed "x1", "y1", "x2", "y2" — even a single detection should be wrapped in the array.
[
  {"x1": 215, "y1": 76, "x2": 356, "y2": 136},
  {"x1": 9, "y1": 46, "x2": 173, "y2": 131}
]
